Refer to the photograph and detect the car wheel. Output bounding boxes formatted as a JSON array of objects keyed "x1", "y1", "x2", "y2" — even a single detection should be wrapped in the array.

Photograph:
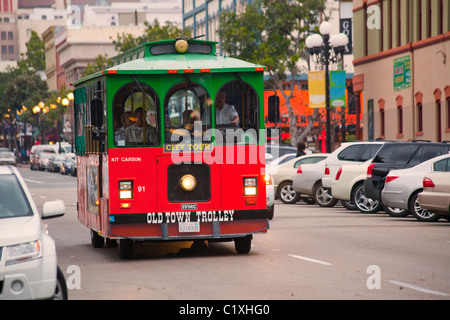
[
  {"x1": 382, "y1": 205, "x2": 410, "y2": 217},
  {"x1": 353, "y1": 182, "x2": 382, "y2": 213},
  {"x1": 408, "y1": 191, "x2": 440, "y2": 222},
  {"x1": 313, "y1": 182, "x2": 338, "y2": 207},
  {"x1": 234, "y1": 235, "x2": 252, "y2": 254},
  {"x1": 341, "y1": 200, "x2": 356, "y2": 210},
  {"x1": 53, "y1": 266, "x2": 68, "y2": 300},
  {"x1": 277, "y1": 181, "x2": 300, "y2": 204}
]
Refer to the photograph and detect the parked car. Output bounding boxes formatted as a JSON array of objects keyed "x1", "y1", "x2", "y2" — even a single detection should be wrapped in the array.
[
  {"x1": 364, "y1": 141, "x2": 450, "y2": 203},
  {"x1": 292, "y1": 158, "x2": 333, "y2": 206},
  {"x1": 47, "y1": 154, "x2": 64, "y2": 173},
  {"x1": 293, "y1": 141, "x2": 384, "y2": 207},
  {"x1": 322, "y1": 141, "x2": 384, "y2": 190},
  {"x1": 30, "y1": 146, "x2": 56, "y2": 170},
  {"x1": 331, "y1": 160, "x2": 379, "y2": 212},
  {"x1": 0, "y1": 165, "x2": 67, "y2": 300},
  {"x1": 71, "y1": 156, "x2": 77, "y2": 177},
  {"x1": 60, "y1": 153, "x2": 76, "y2": 175},
  {"x1": 330, "y1": 160, "x2": 406, "y2": 214},
  {"x1": 265, "y1": 144, "x2": 297, "y2": 164},
  {"x1": 381, "y1": 154, "x2": 450, "y2": 221},
  {"x1": 265, "y1": 173, "x2": 275, "y2": 220},
  {"x1": 269, "y1": 154, "x2": 328, "y2": 204},
  {"x1": 418, "y1": 171, "x2": 450, "y2": 220},
  {"x1": 37, "y1": 152, "x2": 54, "y2": 171},
  {"x1": 0, "y1": 152, "x2": 17, "y2": 166}
]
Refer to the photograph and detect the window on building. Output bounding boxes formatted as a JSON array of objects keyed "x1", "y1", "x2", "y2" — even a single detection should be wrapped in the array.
[
  {"x1": 1, "y1": 32, "x2": 6, "y2": 40},
  {"x1": 427, "y1": 0, "x2": 432, "y2": 38},
  {"x1": 436, "y1": 99, "x2": 441, "y2": 142},
  {"x1": 8, "y1": 32, "x2": 13, "y2": 40},
  {"x1": 417, "y1": 102, "x2": 423, "y2": 132},
  {"x1": 418, "y1": 0, "x2": 422, "y2": 41},
  {"x1": 8, "y1": 45, "x2": 13, "y2": 54},
  {"x1": 397, "y1": 105, "x2": 403, "y2": 135},
  {"x1": 380, "y1": 108, "x2": 385, "y2": 137},
  {"x1": 446, "y1": 97, "x2": 450, "y2": 130}
]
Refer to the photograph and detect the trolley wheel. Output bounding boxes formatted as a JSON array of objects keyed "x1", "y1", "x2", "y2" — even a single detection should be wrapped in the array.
[
  {"x1": 90, "y1": 229, "x2": 104, "y2": 248},
  {"x1": 118, "y1": 239, "x2": 134, "y2": 259},
  {"x1": 234, "y1": 235, "x2": 252, "y2": 254},
  {"x1": 106, "y1": 238, "x2": 118, "y2": 247}
]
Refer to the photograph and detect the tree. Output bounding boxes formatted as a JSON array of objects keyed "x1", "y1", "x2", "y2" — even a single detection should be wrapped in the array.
[
  {"x1": 17, "y1": 30, "x2": 45, "y2": 72},
  {"x1": 81, "y1": 19, "x2": 192, "y2": 77},
  {"x1": 113, "y1": 19, "x2": 191, "y2": 54},
  {"x1": 82, "y1": 54, "x2": 113, "y2": 77},
  {"x1": 219, "y1": 0, "x2": 327, "y2": 146}
]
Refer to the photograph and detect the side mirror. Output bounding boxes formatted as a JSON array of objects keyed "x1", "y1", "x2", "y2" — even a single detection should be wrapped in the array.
[
  {"x1": 42, "y1": 200, "x2": 65, "y2": 220},
  {"x1": 268, "y1": 95, "x2": 280, "y2": 123},
  {"x1": 91, "y1": 97, "x2": 103, "y2": 128}
]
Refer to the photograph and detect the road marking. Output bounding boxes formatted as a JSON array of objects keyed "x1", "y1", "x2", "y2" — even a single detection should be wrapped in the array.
[
  {"x1": 288, "y1": 254, "x2": 333, "y2": 266},
  {"x1": 24, "y1": 178, "x2": 44, "y2": 184},
  {"x1": 389, "y1": 280, "x2": 450, "y2": 297}
]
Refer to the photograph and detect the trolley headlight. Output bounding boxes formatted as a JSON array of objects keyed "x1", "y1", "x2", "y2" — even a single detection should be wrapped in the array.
[
  {"x1": 119, "y1": 180, "x2": 133, "y2": 199},
  {"x1": 243, "y1": 177, "x2": 257, "y2": 196},
  {"x1": 180, "y1": 174, "x2": 197, "y2": 191}
]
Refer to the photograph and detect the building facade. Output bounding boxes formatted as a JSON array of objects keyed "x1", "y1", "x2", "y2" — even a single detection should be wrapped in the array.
[{"x1": 352, "y1": 0, "x2": 449, "y2": 142}]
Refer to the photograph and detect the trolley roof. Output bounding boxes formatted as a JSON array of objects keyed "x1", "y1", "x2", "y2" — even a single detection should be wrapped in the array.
[{"x1": 73, "y1": 39, "x2": 266, "y2": 86}]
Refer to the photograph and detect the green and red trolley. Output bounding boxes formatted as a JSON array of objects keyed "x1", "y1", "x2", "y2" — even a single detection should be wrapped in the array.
[{"x1": 73, "y1": 38, "x2": 269, "y2": 259}]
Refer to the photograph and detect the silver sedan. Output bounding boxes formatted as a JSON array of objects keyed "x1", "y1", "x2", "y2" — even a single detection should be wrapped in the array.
[{"x1": 381, "y1": 153, "x2": 450, "y2": 222}]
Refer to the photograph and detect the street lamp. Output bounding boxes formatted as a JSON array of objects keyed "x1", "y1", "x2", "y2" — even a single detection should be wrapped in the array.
[
  {"x1": 62, "y1": 93, "x2": 75, "y2": 152},
  {"x1": 305, "y1": 21, "x2": 348, "y2": 153},
  {"x1": 32, "y1": 102, "x2": 49, "y2": 144}
]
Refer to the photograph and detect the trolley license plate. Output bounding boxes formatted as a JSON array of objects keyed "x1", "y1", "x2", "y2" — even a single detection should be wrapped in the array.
[{"x1": 179, "y1": 221, "x2": 200, "y2": 233}]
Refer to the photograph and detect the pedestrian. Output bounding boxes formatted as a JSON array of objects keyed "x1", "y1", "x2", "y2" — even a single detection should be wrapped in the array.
[{"x1": 296, "y1": 141, "x2": 306, "y2": 157}]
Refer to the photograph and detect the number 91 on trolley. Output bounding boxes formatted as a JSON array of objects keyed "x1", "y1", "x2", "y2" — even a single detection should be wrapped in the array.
[{"x1": 72, "y1": 38, "x2": 270, "y2": 259}]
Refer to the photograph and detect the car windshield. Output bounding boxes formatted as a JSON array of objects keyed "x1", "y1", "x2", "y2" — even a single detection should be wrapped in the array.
[{"x1": 0, "y1": 174, "x2": 32, "y2": 219}]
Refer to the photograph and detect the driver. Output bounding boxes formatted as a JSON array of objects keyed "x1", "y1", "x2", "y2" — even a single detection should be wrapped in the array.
[{"x1": 215, "y1": 91, "x2": 239, "y2": 126}]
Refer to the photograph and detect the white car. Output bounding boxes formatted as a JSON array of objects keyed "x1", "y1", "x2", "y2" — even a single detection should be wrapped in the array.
[
  {"x1": 268, "y1": 154, "x2": 328, "y2": 204},
  {"x1": 331, "y1": 160, "x2": 408, "y2": 215},
  {"x1": 381, "y1": 154, "x2": 450, "y2": 222},
  {"x1": 292, "y1": 158, "x2": 335, "y2": 207},
  {"x1": 0, "y1": 166, "x2": 67, "y2": 300},
  {"x1": 321, "y1": 141, "x2": 385, "y2": 189}
]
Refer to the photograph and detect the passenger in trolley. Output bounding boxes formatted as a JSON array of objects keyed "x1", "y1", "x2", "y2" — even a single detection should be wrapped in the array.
[
  {"x1": 214, "y1": 91, "x2": 239, "y2": 126},
  {"x1": 124, "y1": 107, "x2": 158, "y2": 145}
]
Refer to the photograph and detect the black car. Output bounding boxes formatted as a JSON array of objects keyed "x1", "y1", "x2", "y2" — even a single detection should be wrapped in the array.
[{"x1": 364, "y1": 141, "x2": 450, "y2": 202}]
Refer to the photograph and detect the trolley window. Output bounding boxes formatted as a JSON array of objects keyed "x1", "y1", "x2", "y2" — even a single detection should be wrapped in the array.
[
  {"x1": 113, "y1": 81, "x2": 160, "y2": 147},
  {"x1": 164, "y1": 81, "x2": 212, "y2": 144},
  {"x1": 214, "y1": 80, "x2": 259, "y2": 145}
]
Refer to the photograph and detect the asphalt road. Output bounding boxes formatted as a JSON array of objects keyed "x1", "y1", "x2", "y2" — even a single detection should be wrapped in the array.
[{"x1": 19, "y1": 166, "x2": 450, "y2": 301}]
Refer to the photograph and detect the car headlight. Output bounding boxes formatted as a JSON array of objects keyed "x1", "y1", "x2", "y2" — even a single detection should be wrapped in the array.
[
  {"x1": 264, "y1": 173, "x2": 272, "y2": 185},
  {"x1": 6, "y1": 240, "x2": 42, "y2": 266},
  {"x1": 119, "y1": 180, "x2": 133, "y2": 199},
  {"x1": 243, "y1": 177, "x2": 257, "y2": 196}
]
